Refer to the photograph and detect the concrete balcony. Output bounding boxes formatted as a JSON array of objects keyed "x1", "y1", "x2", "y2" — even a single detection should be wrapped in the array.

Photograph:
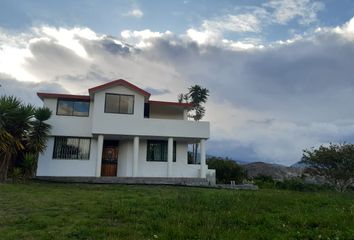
[{"x1": 92, "y1": 117, "x2": 210, "y2": 139}]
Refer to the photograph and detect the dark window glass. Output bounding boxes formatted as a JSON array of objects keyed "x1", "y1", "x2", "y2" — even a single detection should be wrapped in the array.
[
  {"x1": 120, "y1": 95, "x2": 134, "y2": 114},
  {"x1": 144, "y1": 103, "x2": 150, "y2": 118},
  {"x1": 147, "y1": 140, "x2": 176, "y2": 162},
  {"x1": 57, "y1": 99, "x2": 89, "y2": 116},
  {"x1": 105, "y1": 93, "x2": 134, "y2": 114},
  {"x1": 105, "y1": 94, "x2": 120, "y2": 113},
  {"x1": 73, "y1": 101, "x2": 90, "y2": 116},
  {"x1": 53, "y1": 137, "x2": 91, "y2": 160},
  {"x1": 57, "y1": 100, "x2": 74, "y2": 115}
]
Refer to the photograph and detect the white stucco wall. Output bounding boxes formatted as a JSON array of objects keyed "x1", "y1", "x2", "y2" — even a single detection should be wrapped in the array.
[
  {"x1": 90, "y1": 86, "x2": 209, "y2": 139},
  {"x1": 37, "y1": 84, "x2": 210, "y2": 178},
  {"x1": 37, "y1": 137, "x2": 203, "y2": 178},
  {"x1": 37, "y1": 137, "x2": 98, "y2": 177},
  {"x1": 116, "y1": 140, "x2": 201, "y2": 178},
  {"x1": 91, "y1": 85, "x2": 146, "y2": 129},
  {"x1": 43, "y1": 98, "x2": 93, "y2": 137},
  {"x1": 117, "y1": 140, "x2": 133, "y2": 177}
]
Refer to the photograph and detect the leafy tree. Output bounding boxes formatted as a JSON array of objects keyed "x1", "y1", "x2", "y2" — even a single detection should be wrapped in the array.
[
  {"x1": 301, "y1": 143, "x2": 354, "y2": 192},
  {"x1": 207, "y1": 157, "x2": 246, "y2": 184},
  {"x1": 0, "y1": 96, "x2": 51, "y2": 182}
]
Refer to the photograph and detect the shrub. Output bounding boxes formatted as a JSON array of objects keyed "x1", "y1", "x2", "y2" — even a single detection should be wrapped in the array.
[
  {"x1": 253, "y1": 175, "x2": 276, "y2": 189},
  {"x1": 275, "y1": 178, "x2": 333, "y2": 192},
  {"x1": 10, "y1": 167, "x2": 23, "y2": 183},
  {"x1": 207, "y1": 157, "x2": 246, "y2": 184}
]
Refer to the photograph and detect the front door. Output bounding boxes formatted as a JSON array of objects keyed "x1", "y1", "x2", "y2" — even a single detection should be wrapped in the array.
[{"x1": 101, "y1": 144, "x2": 118, "y2": 176}]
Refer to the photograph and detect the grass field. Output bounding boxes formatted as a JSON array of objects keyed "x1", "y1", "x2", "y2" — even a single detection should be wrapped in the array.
[{"x1": 0, "y1": 183, "x2": 353, "y2": 240}]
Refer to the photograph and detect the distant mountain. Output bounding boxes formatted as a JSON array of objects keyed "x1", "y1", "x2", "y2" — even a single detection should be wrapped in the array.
[
  {"x1": 206, "y1": 155, "x2": 250, "y2": 165},
  {"x1": 243, "y1": 162, "x2": 303, "y2": 181},
  {"x1": 291, "y1": 161, "x2": 309, "y2": 169}
]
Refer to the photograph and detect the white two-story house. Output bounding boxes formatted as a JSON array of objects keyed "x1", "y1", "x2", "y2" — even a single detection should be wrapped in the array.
[{"x1": 36, "y1": 79, "x2": 213, "y2": 182}]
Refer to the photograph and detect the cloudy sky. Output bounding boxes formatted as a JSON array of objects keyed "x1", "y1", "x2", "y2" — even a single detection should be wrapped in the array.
[{"x1": 1, "y1": 0, "x2": 354, "y2": 165}]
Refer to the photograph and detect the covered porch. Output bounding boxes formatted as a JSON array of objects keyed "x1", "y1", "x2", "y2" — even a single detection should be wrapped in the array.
[{"x1": 94, "y1": 134, "x2": 208, "y2": 178}]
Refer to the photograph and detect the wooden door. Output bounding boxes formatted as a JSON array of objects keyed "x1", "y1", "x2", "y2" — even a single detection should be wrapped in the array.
[{"x1": 101, "y1": 146, "x2": 118, "y2": 176}]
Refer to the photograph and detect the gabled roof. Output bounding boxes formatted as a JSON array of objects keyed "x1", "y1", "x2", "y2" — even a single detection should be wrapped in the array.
[
  {"x1": 37, "y1": 92, "x2": 90, "y2": 101},
  {"x1": 37, "y1": 80, "x2": 190, "y2": 110},
  {"x1": 88, "y1": 79, "x2": 151, "y2": 97}
]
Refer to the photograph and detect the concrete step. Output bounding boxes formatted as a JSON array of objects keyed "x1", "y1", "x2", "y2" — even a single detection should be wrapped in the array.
[{"x1": 35, "y1": 176, "x2": 209, "y2": 186}]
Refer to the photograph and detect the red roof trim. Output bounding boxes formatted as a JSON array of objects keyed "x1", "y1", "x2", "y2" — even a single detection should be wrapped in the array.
[
  {"x1": 88, "y1": 79, "x2": 151, "y2": 97},
  {"x1": 149, "y1": 100, "x2": 193, "y2": 108},
  {"x1": 37, "y1": 92, "x2": 90, "y2": 101}
]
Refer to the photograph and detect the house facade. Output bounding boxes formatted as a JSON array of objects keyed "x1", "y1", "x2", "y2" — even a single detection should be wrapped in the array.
[{"x1": 36, "y1": 79, "x2": 213, "y2": 181}]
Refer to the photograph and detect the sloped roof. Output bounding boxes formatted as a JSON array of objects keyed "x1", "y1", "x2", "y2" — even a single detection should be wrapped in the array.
[
  {"x1": 37, "y1": 79, "x2": 191, "y2": 109},
  {"x1": 37, "y1": 92, "x2": 90, "y2": 101},
  {"x1": 88, "y1": 79, "x2": 151, "y2": 97}
]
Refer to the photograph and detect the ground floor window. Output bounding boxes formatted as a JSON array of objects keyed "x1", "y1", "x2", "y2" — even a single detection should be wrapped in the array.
[
  {"x1": 53, "y1": 137, "x2": 91, "y2": 160},
  {"x1": 188, "y1": 144, "x2": 200, "y2": 164},
  {"x1": 147, "y1": 140, "x2": 176, "y2": 162}
]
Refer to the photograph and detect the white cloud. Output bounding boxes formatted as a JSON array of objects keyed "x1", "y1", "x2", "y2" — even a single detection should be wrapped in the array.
[
  {"x1": 2, "y1": 17, "x2": 354, "y2": 165},
  {"x1": 186, "y1": 0, "x2": 324, "y2": 47},
  {"x1": 121, "y1": 29, "x2": 172, "y2": 48},
  {"x1": 264, "y1": 0, "x2": 324, "y2": 25},
  {"x1": 202, "y1": 13, "x2": 262, "y2": 33},
  {"x1": 124, "y1": 8, "x2": 144, "y2": 18}
]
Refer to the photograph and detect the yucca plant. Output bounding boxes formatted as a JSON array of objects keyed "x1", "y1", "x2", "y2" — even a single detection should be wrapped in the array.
[
  {"x1": 21, "y1": 153, "x2": 37, "y2": 180},
  {"x1": 0, "y1": 96, "x2": 34, "y2": 182},
  {"x1": 26, "y1": 107, "x2": 52, "y2": 178},
  {"x1": 0, "y1": 96, "x2": 51, "y2": 182}
]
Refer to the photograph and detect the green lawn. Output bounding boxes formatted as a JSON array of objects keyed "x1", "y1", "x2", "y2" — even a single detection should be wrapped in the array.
[{"x1": 0, "y1": 183, "x2": 353, "y2": 240}]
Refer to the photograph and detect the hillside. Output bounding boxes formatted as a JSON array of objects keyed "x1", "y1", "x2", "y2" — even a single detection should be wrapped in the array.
[{"x1": 243, "y1": 161, "x2": 302, "y2": 180}]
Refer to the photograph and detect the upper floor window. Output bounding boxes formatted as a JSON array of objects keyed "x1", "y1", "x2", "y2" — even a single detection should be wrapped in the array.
[
  {"x1": 105, "y1": 93, "x2": 134, "y2": 114},
  {"x1": 57, "y1": 99, "x2": 90, "y2": 117}
]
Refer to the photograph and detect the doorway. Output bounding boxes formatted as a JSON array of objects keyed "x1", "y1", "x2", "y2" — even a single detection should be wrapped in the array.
[{"x1": 101, "y1": 140, "x2": 119, "y2": 177}]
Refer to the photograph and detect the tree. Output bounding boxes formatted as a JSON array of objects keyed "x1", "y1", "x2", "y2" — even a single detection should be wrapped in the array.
[
  {"x1": 301, "y1": 143, "x2": 354, "y2": 192},
  {"x1": 0, "y1": 96, "x2": 33, "y2": 182},
  {"x1": 26, "y1": 107, "x2": 52, "y2": 177},
  {"x1": 0, "y1": 96, "x2": 51, "y2": 182},
  {"x1": 178, "y1": 85, "x2": 209, "y2": 163},
  {"x1": 207, "y1": 157, "x2": 246, "y2": 184}
]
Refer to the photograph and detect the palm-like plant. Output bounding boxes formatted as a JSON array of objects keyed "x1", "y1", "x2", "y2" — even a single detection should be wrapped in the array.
[
  {"x1": 0, "y1": 96, "x2": 52, "y2": 182},
  {"x1": 178, "y1": 85, "x2": 209, "y2": 163},
  {"x1": 26, "y1": 107, "x2": 52, "y2": 177},
  {"x1": 0, "y1": 96, "x2": 34, "y2": 182}
]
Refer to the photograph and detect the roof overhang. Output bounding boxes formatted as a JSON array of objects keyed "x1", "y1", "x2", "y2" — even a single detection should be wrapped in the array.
[
  {"x1": 88, "y1": 79, "x2": 151, "y2": 100},
  {"x1": 37, "y1": 92, "x2": 90, "y2": 101}
]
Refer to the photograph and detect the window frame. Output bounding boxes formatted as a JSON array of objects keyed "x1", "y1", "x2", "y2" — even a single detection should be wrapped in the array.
[
  {"x1": 52, "y1": 136, "x2": 91, "y2": 160},
  {"x1": 146, "y1": 140, "x2": 176, "y2": 162},
  {"x1": 56, "y1": 99, "x2": 90, "y2": 117},
  {"x1": 104, "y1": 93, "x2": 135, "y2": 115}
]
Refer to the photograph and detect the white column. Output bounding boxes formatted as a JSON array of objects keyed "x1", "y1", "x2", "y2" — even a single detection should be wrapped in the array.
[
  {"x1": 200, "y1": 139, "x2": 206, "y2": 178},
  {"x1": 132, "y1": 136, "x2": 139, "y2": 177},
  {"x1": 96, "y1": 135, "x2": 104, "y2": 177},
  {"x1": 167, "y1": 137, "x2": 173, "y2": 177}
]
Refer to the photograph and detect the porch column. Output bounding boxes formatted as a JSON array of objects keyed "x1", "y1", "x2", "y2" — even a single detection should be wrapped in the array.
[
  {"x1": 200, "y1": 139, "x2": 206, "y2": 178},
  {"x1": 96, "y1": 135, "x2": 104, "y2": 177},
  {"x1": 132, "y1": 136, "x2": 139, "y2": 177},
  {"x1": 167, "y1": 137, "x2": 173, "y2": 177}
]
